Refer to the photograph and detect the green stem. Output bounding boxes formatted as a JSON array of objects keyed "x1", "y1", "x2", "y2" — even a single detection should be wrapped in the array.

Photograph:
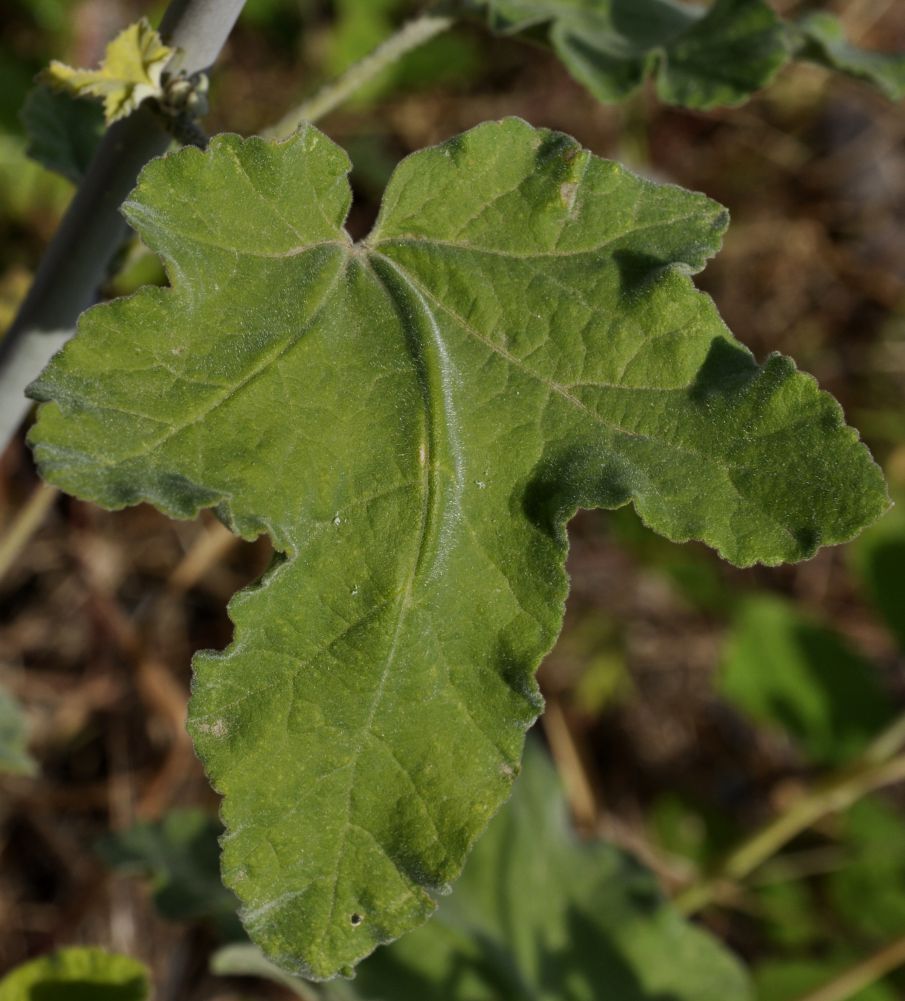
[
  {"x1": 0, "y1": 483, "x2": 59, "y2": 584},
  {"x1": 266, "y1": 13, "x2": 455, "y2": 135},
  {"x1": 674, "y1": 711, "x2": 905, "y2": 915},
  {"x1": 792, "y1": 933, "x2": 905, "y2": 1001}
]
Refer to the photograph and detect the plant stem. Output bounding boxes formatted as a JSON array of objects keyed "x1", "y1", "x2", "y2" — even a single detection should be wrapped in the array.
[
  {"x1": 792, "y1": 933, "x2": 905, "y2": 1001},
  {"x1": 674, "y1": 710, "x2": 905, "y2": 915},
  {"x1": 0, "y1": 0, "x2": 247, "y2": 455},
  {"x1": 266, "y1": 13, "x2": 455, "y2": 135},
  {"x1": 0, "y1": 483, "x2": 59, "y2": 584}
]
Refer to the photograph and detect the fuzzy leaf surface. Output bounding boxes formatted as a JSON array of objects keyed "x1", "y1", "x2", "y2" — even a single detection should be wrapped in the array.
[
  {"x1": 469, "y1": 0, "x2": 788, "y2": 108},
  {"x1": 28, "y1": 119, "x2": 888, "y2": 978},
  {"x1": 42, "y1": 18, "x2": 173, "y2": 124}
]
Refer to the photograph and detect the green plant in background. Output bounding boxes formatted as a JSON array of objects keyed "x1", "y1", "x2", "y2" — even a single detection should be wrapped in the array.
[
  {"x1": 717, "y1": 495, "x2": 905, "y2": 774},
  {"x1": 21, "y1": 85, "x2": 104, "y2": 184},
  {"x1": 0, "y1": 685, "x2": 36, "y2": 777},
  {"x1": 3, "y1": 0, "x2": 905, "y2": 995},
  {"x1": 720, "y1": 596, "x2": 894, "y2": 766},
  {"x1": 99, "y1": 743, "x2": 755, "y2": 1000},
  {"x1": 0, "y1": 947, "x2": 150, "y2": 1001},
  {"x1": 648, "y1": 496, "x2": 905, "y2": 999},
  {"x1": 461, "y1": 0, "x2": 905, "y2": 108},
  {"x1": 97, "y1": 809, "x2": 244, "y2": 940}
]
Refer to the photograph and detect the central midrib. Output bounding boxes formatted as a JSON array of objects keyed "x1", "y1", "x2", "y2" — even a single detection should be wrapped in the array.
[{"x1": 312, "y1": 251, "x2": 459, "y2": 959}]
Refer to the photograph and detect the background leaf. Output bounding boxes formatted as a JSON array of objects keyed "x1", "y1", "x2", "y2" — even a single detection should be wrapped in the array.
[
  {"x1": 21, "y1": 83, "x2": 104, "y2": 183},
  {"x1": 793, "y1": 12, "x2": 905, "y2": 102},
  {"x1": 352, "y1": 740, "x2": 752, "y2": 1000},
  {"x1": 0, "y1": 684, "x2": 36, "y2": 777},
  {"x1": 0, "y1": 947, "x2": 149, "y2": 1001},
  {"x1": 468, "y1": 0, "x2": 788, "y2": 108},
  {"x1": 718, "y1": 596, "x2": 893, "y2": 766},
  {"x1": 0, "y1": 684, "x2": 36, "y2": 776},
  {"x1": 828, "y1": 797, "x2": 905, "y2": 941},
  {"x1": 28, "y1": 119, "x2": 888, "y2": 977},
  {"x1": 466, "y1": 0, "x2": 905, "y2": 107},
  {"x1": 852, "y1": 504, "x2": 905, "y2": 654},
  {"x1": 97, "y1": 809, "x2": 242, "y2": 938}
]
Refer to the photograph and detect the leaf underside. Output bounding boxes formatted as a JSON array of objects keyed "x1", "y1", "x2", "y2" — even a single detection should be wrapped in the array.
[
  {"x1": 471, "y1": 0, "x2": 904, "y2": 108},
  {"x1": 28, "y1": 119, "x2": 888, "y2": 978}
]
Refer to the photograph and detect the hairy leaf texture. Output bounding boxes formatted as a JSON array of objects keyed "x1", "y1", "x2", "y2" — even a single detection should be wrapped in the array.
[{"x1": 29, "y1": 119, "x2": 888, "y2": 978}]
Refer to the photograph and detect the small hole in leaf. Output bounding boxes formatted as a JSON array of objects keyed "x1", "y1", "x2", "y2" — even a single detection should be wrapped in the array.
[{"x1": 350, "y1": 913, "x2": 363, "y2": 926}]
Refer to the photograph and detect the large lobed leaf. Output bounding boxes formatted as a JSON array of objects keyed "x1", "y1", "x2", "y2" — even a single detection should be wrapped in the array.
[
  {"x1": 465, "y1": 0, "x2": 905, "y2": 108},
  {"x1": 29, "y1": 119, "x2": 888, "y2": 977}
]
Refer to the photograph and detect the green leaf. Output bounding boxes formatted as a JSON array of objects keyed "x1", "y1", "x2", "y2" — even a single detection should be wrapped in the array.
[
  {"x1": 852, "y1": 504, "x2": 905, "y2": 654},
  {"x1": 753, "y1": 881, "x2": 824, "y2": 951},
  {"x1": 828, "y1": 797, "x2": 905, "y2": 940},
  {"x1": 21, "y1": 83, "x2": 105, "y2": 183},
  {"x1": 0, "y1": 685, "x2": 37, "y2": 777},
  {"x1": 97, "y1": 809, "x2": 242, "y2": 937},
  {"x1": 42, "y1": 18, "x2": 173, "y2": 124},
  {"x1": 0, "y1": 947, "x2": 150, "y2": 1001},
  {"x1": 353, "y1": 741, "x2": 751, "y2": 1000},
  {"x1": 469, "y1": 0, "x2": 789, "y2": 109},
  {"x1": 28, "y1": 119, "x2": 888, "y2": 978},
  {"x1": 0, "y1": 133, "x2": 72, "y2": 224},
  {"x1": 719, "y1": 596, "x2": 893, "y2": 766},
  {"x1": 467, "y1": 0, "x2": 905, "y2": 107},
  {"x1": 792, "y1": 12, "x2": 905, "y2": 102}
]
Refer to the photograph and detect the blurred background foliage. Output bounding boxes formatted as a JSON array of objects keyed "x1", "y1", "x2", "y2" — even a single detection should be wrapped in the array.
[{"x1": 0, "y1": 0, "x2": 904, "y2": 999}]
